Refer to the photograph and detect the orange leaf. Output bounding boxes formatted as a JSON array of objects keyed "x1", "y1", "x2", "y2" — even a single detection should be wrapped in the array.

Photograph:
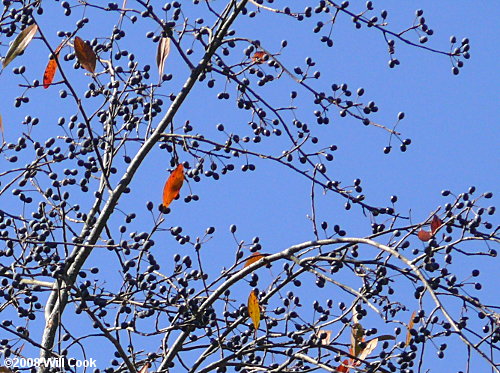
[
  {"x1": 162, "y1": 164, "x2": 184, "y2": 208},
  {"x1": 417, "y1": 229, "x2": 432, "y2": 242},
  {"x1": 430, "y1": 215, "x2": 443, "y2": 234},
  {"x1": 43, "y1": 59, "x2": 58, "y2": 89},
  {"x1": 406, "y1": 311, "x2": 416, "y2": 346},
  {"x1": 244, "y1": 252, "x2": 265, "y2": 268},
  {"x1": 336, "y1": 360, "x2": 350, "y2": 372},
  {"x1": 43, "y1": 41, "x2": 65, "y2": 89},
  {"x1": 74, "y1": 36, "x2": 96, "y2": 73},
  {"x1": 247, "y1": 289, "x2": 261, "y2": 331},
  {"x1": 252, "y1": 51, "x2": 267, "y2": 64}
]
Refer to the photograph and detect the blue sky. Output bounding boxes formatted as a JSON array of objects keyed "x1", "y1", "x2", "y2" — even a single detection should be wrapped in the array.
[{"x1": 0, "y1": 0, "x2": 498, "y2": 371}]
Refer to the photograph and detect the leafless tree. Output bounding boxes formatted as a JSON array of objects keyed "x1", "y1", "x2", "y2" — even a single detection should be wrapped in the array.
[{"x1": 0, "y1": 1, "x2": 498, "y2": 373}]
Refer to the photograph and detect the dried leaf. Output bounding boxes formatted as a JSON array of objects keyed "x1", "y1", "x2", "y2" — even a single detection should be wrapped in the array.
[
  {"x1": 156, "y1": 36, "x2": 171, "y2": 79},
  {"x1": 252, "y1": 51, "x2": 267, "y2": 64},
  {"x1": 162, "y1": 164, "x2": 184, "y2": 208},
  {"x1": 351, "y1": 323, "x2": 365, "y2": 357},
  {"x1": 406, "y1": 311, "x2": 416, "y2": 346},
  {"x1": 315, "y1": 329, "x2": 332, "y2": 345},
  {"x1": 0, "y1": 368, "x2": 14, "y2": 373},
  {"x1": 336, "y1": 361, "x2": 350, "y2": 373},
  {"x1": 16, "y1": 343, "x2": 25, "y2": 355},
  {"x1": 431, "y1": 215, "x2": 443, "y2": 234},
  {"x1": 74, "y1": 36, "x2": 96, "y2": 73},
  {"x1": 417, "y1": 229, "x2": 432, "y2": 242},
  {"x1": 138, "y1": 362, "x2": 151, "y2": 373},
  {"x1": 356, "y1": 337, "x2": 378, "y2": 363},
  {"x1": 244, "y1": 252, "x2": 265, "y2": 268},
  {"x1": 0, "y1": 113, "x2": 3, "y2": 135},
  {"x1": 43, "y1": 41, "x2": 65, "y2": 89},
  {"x1": 375, "y1": 335, "x2": 396, "y2": 341},
  {"x1": 3, "y1": 24, "x2": 38, "y2": 68},
  {"x1": 247, "y1": 289, "x2": 260, "y2": 331}
]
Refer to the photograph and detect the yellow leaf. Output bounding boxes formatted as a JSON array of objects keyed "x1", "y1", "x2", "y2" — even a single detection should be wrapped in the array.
[
  {"x1": 74, "y1": 36, "x2": 97, "y2": 73},
  {"x1": 162, "y1": 164, "x2": 184, "y2": 208},
  {"x1": 406, "y1": 311, "x2": 416, "y2": 346},
  {"x1": 247, "y1": 290, "x2": 260, "y2": 331},
  {"x1": 3, "y1": 24, "x2": 38, "y2": 68}
]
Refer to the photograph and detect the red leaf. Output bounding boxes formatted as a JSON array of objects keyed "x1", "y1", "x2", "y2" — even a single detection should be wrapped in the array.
[
  {"x1": 162, "y1": 164, "x2": 184, "y2": 208},
  {"x1": 74, "y1": 36, "x2": 96, "y2": 73},
  {"x1": 336, "y1": 360, "x2": 350, "y2": 372},
  {"x1": 252, "y1": 51, "x2": 268, "y2": 64},
  {"x1": 418, "y1": 230, "x2": 432, "y2": 242},
  {"x1": 430, "y1": 215, "x2": 443, "y2": 234}
]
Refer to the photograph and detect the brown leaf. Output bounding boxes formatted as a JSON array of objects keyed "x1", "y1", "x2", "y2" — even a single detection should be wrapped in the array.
[
  {"x1": 430, "y1": 215, "x2": 443, "y2": 234},
  {"x1": 0, "y1": 113, "x2": 3, "y2": 135},
  {"x1": 252, "y1": 51, "x2": 267, "y2": 64},
  {"x1": 74, "y1": 36, "x2": 96, "y2": 73},
  {"x1": 375, "y1": 335, "x2": 396, "y2": 341},
  {"x1": 3, "y1": 24, "x2": 38, "y2": 68},
  {"x1": 244, "y1": 252, "x2": 266, "y2": 268},
  {"x1": 247, "y1": 289, "x2": 260, "y2": 331},
  {"x1": 138, "y1": 362, "x2": 151, "y2": 373},
  {"x1": 156, "y1": 36, "x2": 171, "y2": 79},
  {"x1": 351, "y1": 323, "x2": 365, "y2": 357},
  {"x1": 162, "y1": 164, "x2": 184, "y2": 208},
  {"x1": 43, "y1": 41, "x2": 65, "y2": 89},
  {"x1": 417, "y1": 229, "x2": 432, "y2": 242},
  {"x1": 406, "y1": 311, "x2": 416, "y2": 346}
]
